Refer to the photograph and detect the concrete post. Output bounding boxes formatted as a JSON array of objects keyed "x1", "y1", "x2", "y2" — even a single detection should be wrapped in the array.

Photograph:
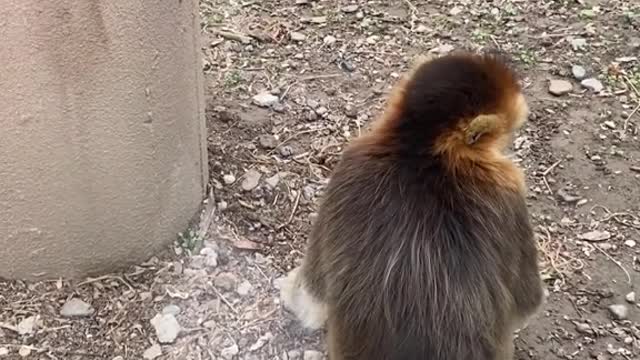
[{"x1": 0, "y1": 0, "x2": 208, "y2": 279}]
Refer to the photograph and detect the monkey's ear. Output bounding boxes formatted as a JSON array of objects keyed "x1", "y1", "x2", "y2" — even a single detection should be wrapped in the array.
[{"x1": 464, "y1": 114, "x2": 500, "y2": 145}]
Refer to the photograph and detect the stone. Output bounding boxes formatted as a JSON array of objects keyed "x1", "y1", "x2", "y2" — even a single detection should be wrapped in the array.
[
  {"x1": 200, "y1": 247, "x2": 218, "y2": 267},
  {"x1": 581, "y1": 78, "x2": 604, "y2": 92},
  {"x1": 626, "y1": 292, "x2": 636, "y2": 303},
  {"x1": 303, "y1": 350, "x2": 324, "y2": 360},
  {"x1": 279, "y1": 146, "x2": 293, "y2": 157},
  {"x1": 143, "y1": 344, "x2": 162, "y2": 360},
  {"x1": 624, "y1": 240, "x2": 636, "y2": 248},
  {"x1": 323, "y1": 35, "x2": 336, "y2": 46},
  {"x1": 265, "y1": 174, "x2": 281, "y2": 189},
  {"x1": 241, "y1": 170, "x2": 261, "y2": 191},
  {"x1": 0, "y1": 348, "x2": 8, "y2": 356},
  {"x1": 18, "y1": 346, "x2": 30, "y2": 357},
  {"x1": 572, "y1": 65, "x2": 586, "y2": 80},
  {"x1": 315, "y1": 106, "x2": 328, "y2": 116},
  {"x1": 342, "y1": 5, "x2": 358, "y2": 13},
  {"x1": 450, "y1": 6, "x2": 463, "y2": 16},
  {"x1": 17, "y1": 316, "x2": 36, "y2": 335},
  {"x1": 578, "y1": 230, "x2": 611, "y2": 242},
  {"x1": 221, "y1": 344, "x2": 239, "y2": 360},
  {"x1": 222, "y1": 174, "x2": 236, "y2": 185},
  {"x1": 162, "y1": 304, "x2": 181, "y2": 316},
  {"x1": 60, "y1": 298, "x2": 94, "y2": 318},
  {"x1": 570, "y1": 37, "x2": 587, "y2": 50},
  {"x1": 214, "y1": 272, "x2": 237, "y2": 291},
  {"x1": 150, "y1": 313, "x2": 181, "y2": 344},
  {"x1": 237, "y1": 280, "x2": 253, "y2": 296},
  {"x1": 575, "y1": 322, "x2": 593, "y2": 334},
  {"x1": 252, "y1": 92, "x2": 279, "y2": 107},
  {"x1": 604, "y1": 121, "x2": 616, "y2": 129},
  {"x1": 290, "y1": 32, "x2": 306, "y2": 42},
  {"x1": 258, "y1": 134, "x2": 277, "y2": 149},
  {"x1": 608, "y1": 304, "x2": 628, "y2": 320},
  {"x1": 548, "y1": 80, "x2": 573, "y2": 96},
  {"x1": 288, "y1": 350, "x2": 302, "y2": 359}
]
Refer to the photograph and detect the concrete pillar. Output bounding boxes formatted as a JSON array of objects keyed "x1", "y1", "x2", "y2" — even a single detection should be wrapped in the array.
[{"x1": 0, "y1": 0, "x2": 208, "y2": 279}]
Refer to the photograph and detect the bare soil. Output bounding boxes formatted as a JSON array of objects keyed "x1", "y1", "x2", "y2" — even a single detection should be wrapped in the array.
[{"x1": 1, "y1": 1, "x2": 640, "y2": 359}]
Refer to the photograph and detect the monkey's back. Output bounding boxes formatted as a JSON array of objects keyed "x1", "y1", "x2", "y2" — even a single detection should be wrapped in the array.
[{"x1": 313, "y1": 147, "x2": 538, "y2": 360}]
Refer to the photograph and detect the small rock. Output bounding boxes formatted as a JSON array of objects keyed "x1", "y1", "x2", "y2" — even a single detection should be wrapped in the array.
[
  {"x1": 306, "y1": 110, "x2": 318, "y2": 122},
  {"x1": 200, "y1": 247, "x2": 219, "y2": 267},
  {"x1": 581, "y1": 78, "x2": 604, "y2": 92},
  {"x1": 217, "y1": 201, "x2": 228, "y2": 211},
  {"x1": 162, "y1": 304, "x2": 181, "y2": 316},
  {"x1": 249, "y1": 332, "x2": 273, "y2": 351},
  {"x1": 279, "y1": 146, "x2": 293, "y2": 157},
  {"x1": 214, "y1": 272, "x2": 237, "y2": 291},
  {"x1": 288, "y1": 350, "x2": 302, "y2": 360},
  {"x1": 557, "y1": 188, "x2": 581, "y2": 203},
  {"x1": 303, "y1": 350, "x2": 323, "y2": 360},
  {"x1": 570, "y1": 37, "x2": 587, "y2": 50},
  {"x1": 323, "y1": 35, "x2": 336, "y2": 46},
  {"x1": 315, "y1": 106, "x2": 328, "y2": 116},
  {"x1": 608, "y1": 304, "x2": 629, "y2": 320},
  {"x1": 366, "y1": 35, "x2": 380, "y2": 44},
  {"x1": 252, "y1": 92, "x2": 280, "y2": 107},
  {"x1": 113, "y1": 356, "x2": 124, "y2": 360},
  {"x1": 258, "y1": 134, "x2": 277, "y2": 149},
  {"x1": 624, "y1": 240, "x2": 637, "y2": 248},
  {"x1": 578, "y1": 230, "x2": 611, "y2": 242},
  {"x1": 0, "y1": 348, "x2": 9, "y2": 356},
  {"x1": 342, "y1": 5, "x2": 358, "y2": 13},
  {"x1": 237, "y1": 280, "x2": 253, "y2": 296},
  {"x1": 548, "y1": 80, "x2": 573, "y2": 96},
  {"x1": 309, "y1": 16, "x2": 327, "y2": 24},
  {"x1": 449, "y1": 6, "x2": 463, "y2": 16},
  {"x1": 290, "y1": 32, "x2": 306, "y2": 42},
  {"x1": 265, "y1": 174, "x2": 281, "y2": 188},
  {"x1": 17, "y1": 316, "x2": 36, "y2": 335},
  {"x1": 60, "y1": 298, "x2": 94, "y2": 318},
  {"x1": 430, "y1": 44, "x2": 455, "y2": 54},
  {"x1": 626, "y1": 291, "x2": 636, "y2": 303},
  {"x1": 151, "y1": 313, "x2": 181, "y2": 344},
  {"x1": 143, "y1": 344, "x2": 163, "y2": 360},
  {"x1": 18, "y1": 346, "x2": 30, "y2": 358},
  {"x1": 575, "y1": 322, "x2": 593, "y2": 334},
  {"x1": 241, "y1": 170, "x2": 261, "y2": 191},
  {"x1": 223, "y1": 174, "x2": 236, "y2": 185},
  {"x1": 221, "y1": 344, "x2": 239, "y2": 360},
  {"x1": 571, "y1": 65, "x2": 586, "y2": 80},
  {"x1": 306, "y1": 99, "x2": 319, "y2": 109},
  {"x1": 604, "y1": 121, "x2": 616, "y2": 129},
  {"x1": 344, "y1": 104, "x2": 357, "y2": 118}
]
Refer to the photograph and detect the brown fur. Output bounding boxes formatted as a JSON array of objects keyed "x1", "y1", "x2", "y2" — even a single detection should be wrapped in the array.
[{"x1": 281, "y1": 51, "x2": 544, "y2": 360}]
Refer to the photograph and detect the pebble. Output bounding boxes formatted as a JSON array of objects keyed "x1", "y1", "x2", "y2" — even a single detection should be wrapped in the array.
[
  {"x1": 241, "y1": 169, "x2": 261, "y2": 191},
  {"x1": 323, "y1": 35, "x2": 337, "y2": 46},
  {"x1": 150, "y1": 313, "x2": 181, "y2": 344},
  {"x1": 415, "y1": 24, "x2": 430, "y2": 33},
  {"x1": 575, "y1": 322, "x2": 593, "y2": 334},
  {"x1": 570, "y1": 37, "x2": 587, "y2": 50},
  {"x1": 258, "y1": 134, "x2": 277, "y2": 149},
  {"x1": 624, "y1": 239, "x2": 636, "y2": 248},
  {"x1": 237, "y1": 280, "x2": 253, "y2": 296},
  {"x1": 626, "y1": 291, "x2": 636, "y2": 303},
  {"x1": 279, "y1": 146, "x2": 293, "y2": 157},
  {"x1": 608, "y1": 304, "x2": 629, "y2": 320},
  {"x1": 143, "y1": 344, "x2": 162, "y2": 360},
  {"x1": 578, "y1": 230, "x2": 611, "y2": 241},
  {"x1": 200, "y1": 247, "x2": 219, "y2": 267},
  {"x1": 548, "y1": 80, "x2": 573, "y2": 96},
  {"x1": 303, "y1": 350, "x2": 324, "y2": 360},
  {"x1": 604, "y1": 121, "x2": 616, "y2": 129},
  {"x1": 572, "y1": 65, "x2": 586, "y2": 80},
  {"x1": 449, "y1": 6, "x2": 463, "y2": 16},
  {"x1": 581, "y1": 78, "x2": 604, "y2": 92},
  {"x1": 223, "y1": 174, "x2": 236, "y2": 185},
  {"x1": 290, "y1": 32, "x2": 306, "y2": 42},
  {"x1": 265, "y1": 174, "x2": 281, "y2": 188},
  {"x1": 342, "y1": 5, "x2": 359, "y2": 13},
  {"x1": 252, "y1": 92, "x2": 280, "y2": 107},
  {"x1": 0, "y1": 348, "x2": 8, "y2": 356},
  {"x1": 18, "y1": 346, "x2": 30, "y2": 357},
  {"x1": 221, "y1": 344, "x2": 239, "y2": 360},
  {"x1": 162, "y1": 304, "x2": 181, "y2": 316},
  {"x1": 17, "y1": 316, "x2": 36, "y2": 335},
  {"x1": 249, "y1": 332, "x2": 273, "y2": 351},
  {"x1": 60, "y1": 298, "x2": 94, "y2": 318},
  {"x1": 214, "y1": 272, "x2": 237, "y2": 291},
  {"x1": 344, "y1": 104, "x2": 357, "y2": 118},
  {"x1": 315, "y1": 106, "x2": 328, "y2": 116}
]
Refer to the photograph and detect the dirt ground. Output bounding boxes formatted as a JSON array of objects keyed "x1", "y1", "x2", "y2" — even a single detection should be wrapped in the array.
[{"x1": 2, "y1": 0, "x2": 640, "y2": 359}]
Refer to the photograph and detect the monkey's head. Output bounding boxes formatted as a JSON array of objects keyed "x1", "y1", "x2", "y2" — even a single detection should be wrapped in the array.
[{"x1": 388, "y1": 51, "x2": 529, "y2": 156}]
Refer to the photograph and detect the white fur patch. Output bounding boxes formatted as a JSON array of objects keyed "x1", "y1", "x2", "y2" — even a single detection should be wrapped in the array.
[{"x1": 280, "y1": 267, "x2": 328, "y2": 329}]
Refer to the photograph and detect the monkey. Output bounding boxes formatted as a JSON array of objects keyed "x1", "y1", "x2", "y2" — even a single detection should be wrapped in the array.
[{"x1": 280, "y1": 50, "x2": 544, "y2": 360}]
